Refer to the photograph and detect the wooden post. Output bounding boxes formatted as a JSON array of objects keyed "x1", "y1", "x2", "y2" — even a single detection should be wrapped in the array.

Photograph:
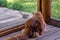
[
  {"x1": 37, "y1": 0, "x2": 41, "y2": 11},
  {"x1": 42, "y1": 0, "x2": 51, "y2": 23}
]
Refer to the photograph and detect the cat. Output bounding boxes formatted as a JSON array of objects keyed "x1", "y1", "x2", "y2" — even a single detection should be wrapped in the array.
[{"x1": 6, "y1": 12, "x2": 46, "y2": 40}]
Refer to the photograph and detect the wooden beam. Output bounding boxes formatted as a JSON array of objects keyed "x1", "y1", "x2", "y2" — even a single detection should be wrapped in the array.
[
  {"x1": 49, "y1": 18, "x2": 60, "y2": 27},
  {"x1": 37, "y1": 0, "x2": 41, "y2": 11},
  {"x1": 42, "y1": 0, "x2": 51, "y2": 23},
  {"x1": 42, "y1": 0, "x2": 60, "y2": 27},
  {"x1": 0, "y1": 24, "x2": 25, "y2": 37}
]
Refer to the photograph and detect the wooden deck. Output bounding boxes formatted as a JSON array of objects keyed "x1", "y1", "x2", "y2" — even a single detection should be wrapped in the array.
[
  {"x1": 0, "y1": 7, "x2": 60, "y2": 40},
  {"x1": 0, "y1": 25, "x2": 60, "y2": 40},
  {"x1": 0, "y1": 7, "x2": 31, "y2": 31}
]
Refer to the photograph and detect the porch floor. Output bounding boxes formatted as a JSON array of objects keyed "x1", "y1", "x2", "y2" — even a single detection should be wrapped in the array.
[{"x1": 0, "y1": 25, "x2": 60, "y2": 40}]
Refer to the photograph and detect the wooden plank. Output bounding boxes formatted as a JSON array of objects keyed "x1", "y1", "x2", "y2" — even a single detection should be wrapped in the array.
[
  {"x1": 0, "y1": 25, "x2": 60, "y2": 40},
  {"x1": 38, "y1": 31, "x2": 60, "y2": 40},
  {"x1": 0, "y1": 7, "x2": 32, "y2": 37},
  {"x1": 0, "y1": 24, "x2": 25, "y2": 37},
  {"x1": 0, "y1": 24, "x2": 54, "y2": 40},
  {"x1": 1, "y1": 24, "x2": 59, "y2": 40},
  {"x1": 35, "y1": 27, "x2": 60, "y2": 40},
  {"x1": 55, "y1": 37, "x2": 60, "y2": 40},
  {"x1": 49, "y1": 18, "x2": 60, "y2": 27}
]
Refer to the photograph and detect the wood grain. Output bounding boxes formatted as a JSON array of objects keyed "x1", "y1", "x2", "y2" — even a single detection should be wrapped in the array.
[{"x1": 0, "y1": 24, "x2": 25, "y2": 37}]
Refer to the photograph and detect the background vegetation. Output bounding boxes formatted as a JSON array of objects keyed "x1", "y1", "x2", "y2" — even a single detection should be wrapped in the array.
[
  {"x1": 51, "y1": 0, "x2": 60, "y2": 20},
  {"x1": 0, "y1": 0, "x2": 37, "y2": 13},
  {"x1": 0, "y1": 0, "x2": 60, "y2": 20}
]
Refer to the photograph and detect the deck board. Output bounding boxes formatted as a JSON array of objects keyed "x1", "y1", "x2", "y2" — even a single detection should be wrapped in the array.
[
  {"x1": 55, "y1": 37, "x2": 60, "y2": 40},
  {"x1": 36, "y1": 30, "x2": 60, "y2": 40},
  {"x1": 0, "y1": 25, "x2": 60, "y2": 40},
  {"x1": 0, "y1": 7, "x2": 31, "y2": 31}
]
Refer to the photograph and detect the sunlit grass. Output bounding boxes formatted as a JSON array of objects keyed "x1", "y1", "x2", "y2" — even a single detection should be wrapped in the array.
[{"x1": 7, "y1": 0, "x2": 14, "y2": 3}]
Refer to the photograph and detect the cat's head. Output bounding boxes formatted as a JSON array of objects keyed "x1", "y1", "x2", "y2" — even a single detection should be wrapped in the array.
[{"x1": 32, "y1": 12, "x2": 42, "y2": 16}]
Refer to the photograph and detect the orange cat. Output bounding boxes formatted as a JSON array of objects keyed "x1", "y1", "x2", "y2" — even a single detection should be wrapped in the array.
[{"x1": 6, "y1": 12, "x2": 46, "y2": 40}]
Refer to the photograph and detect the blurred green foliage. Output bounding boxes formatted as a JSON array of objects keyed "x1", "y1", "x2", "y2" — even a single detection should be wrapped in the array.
[
  {"x1": 0, "y1": 0, "x2": 37, "y2": 13},
  {"x1": 51, "y1": 0, "x2": 60, "y2": 20},
  {"x1": 0, "y1": 0, "x2": 60, "y2": 19},
  {"x1": 0, "y1": 0, "x2": 7, "y2": 7}
]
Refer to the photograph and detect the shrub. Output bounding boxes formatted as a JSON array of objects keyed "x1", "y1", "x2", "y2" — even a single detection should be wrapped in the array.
[{"x1": 0, "y1": 0, "x2": 7, "y2": 7}]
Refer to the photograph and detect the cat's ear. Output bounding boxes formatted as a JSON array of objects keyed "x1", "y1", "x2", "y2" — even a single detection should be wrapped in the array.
[
  {"x1": 39, "y1": 11, "x2": 42, "y2": 13},
  {"x1": 32, "y1": 11, "x2": 42, "y2": 15},
  {"x1": 38, "y1": 11, "x2": 42, "y2": 14}
]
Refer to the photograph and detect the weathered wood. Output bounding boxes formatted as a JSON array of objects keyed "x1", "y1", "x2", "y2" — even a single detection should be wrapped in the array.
[
  {"x1": 49, "y1": 18, "x2": 60, "y2": 27},
  {"x1": 0, "y1": 25, "x2": 60, "y2": 40},
  {"x1": 55, "y1": 37, "x2": 60, "y2": 40},
  {"x1": 37, "y1": 0, "x2": 42, "y2": 11},
  {"x1": 0, "y1": 24, "x2": 25, "y2": 37},
  {"x1": 39, "y1": 31, "x2": 60, "y2": 40},
  {"x1": 42, "y1": 0, "x2": 51, "y2": 23},
  {"x1": 0, "y1": 7, "x2": 31, "y2": 37},
  {"x1": 41, "y1": 0, "x2": 60, "y2": 27},
  {"x1": 35, "y1": 27, "x2": 60, "y2": 40}
]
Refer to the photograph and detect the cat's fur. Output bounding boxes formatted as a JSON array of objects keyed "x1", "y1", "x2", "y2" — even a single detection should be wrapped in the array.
[{"x1": 6, "y1": 12, "x2": 46, "y2": 40}]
